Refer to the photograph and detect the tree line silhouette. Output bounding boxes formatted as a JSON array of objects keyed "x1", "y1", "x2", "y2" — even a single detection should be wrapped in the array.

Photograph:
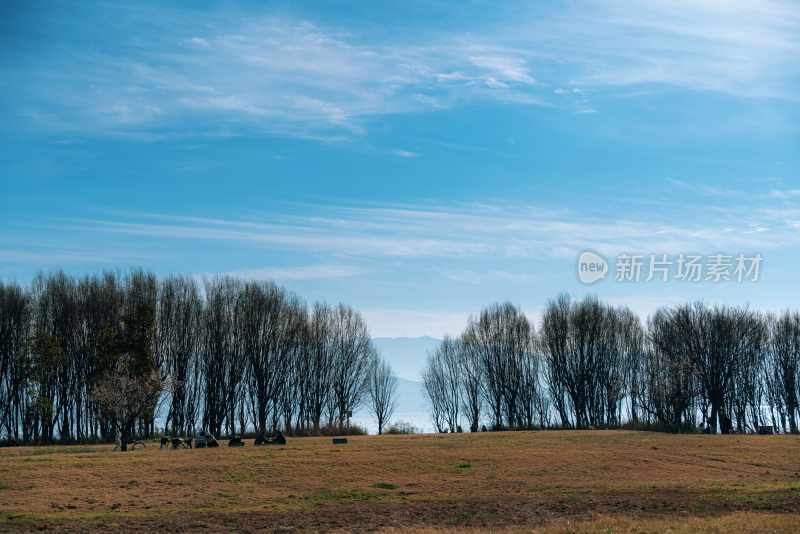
[
  {"x1": 2, "y1": 271, "x2": 799, "y2": 444},
  {"x1": 424, "y1": 296, "x2": 799, "y2": 434},
  {"x1": 0, "y1": 271, "x2": 389, "y2": 446}
]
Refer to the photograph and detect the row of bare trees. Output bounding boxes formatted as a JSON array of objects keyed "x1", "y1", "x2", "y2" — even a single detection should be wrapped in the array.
[
  {"x1": 0, "y1": 271, "x2": 397, "y2": 445},
  {"x1": 0, "y1": 271, "x2": 159, "y2": 446},
  {"x1": 424, "y1": 295, "x2": 800, "y2": 434}
]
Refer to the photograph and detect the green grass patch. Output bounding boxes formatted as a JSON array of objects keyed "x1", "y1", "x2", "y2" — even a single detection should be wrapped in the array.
[{"x1": 372, "y1": 482, "x2": 398, "y2": 490}]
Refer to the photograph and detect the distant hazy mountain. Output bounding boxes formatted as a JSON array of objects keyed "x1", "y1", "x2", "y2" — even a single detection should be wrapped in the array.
[
  {"x1": 354, "y1": 376, "x2": 431, "y2": 433},
  {"x1": 352, "y1": 337, "x2": 441, "y2": 433},
  {"x1": 372, "y1": 336, "x2": 441, "y2": 382}
]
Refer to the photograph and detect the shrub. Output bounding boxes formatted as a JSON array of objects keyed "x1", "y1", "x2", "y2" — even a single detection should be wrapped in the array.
[
  {"x1": 385, "y1": 421, "x2": 420, "y2": 435},
  {"x1": 621, "y1": 420, "x2": 701, "y2": 434},
  {"x1": 319, "y1": 423, "x2": 368, "y2": 436}
]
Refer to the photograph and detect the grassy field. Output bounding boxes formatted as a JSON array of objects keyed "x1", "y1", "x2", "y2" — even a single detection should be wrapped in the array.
[{"x1": 0, "y1": 430, "x2": 798, "y2": 532}]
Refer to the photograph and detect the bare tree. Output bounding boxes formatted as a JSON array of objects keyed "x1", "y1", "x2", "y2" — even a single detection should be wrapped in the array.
[
  {"x1": 660, "y1": 304, "x2": 763, "y2": 433},
  {"x1": 422, "y1": 337, "x2": 462, "y2": 433},
  {"x1": 768, "y1": 312, "x2": 800, "y2": 433},
  {"x1": 540, "y1": 294, "x2": 573, "y2": 428},
  {"x1": 330, "y1": 305, "x2": 374, "y2": 431},
  {"x1": 729, "y1": 312, "x2": 767, "y2": 433},
  {"x1": 422, "y1": 364, "x2": 447, "y2": 433},
  {"x1": 459, "y1": 335, "x2": 483, "y2": 432},
  {"x1": 119, "y1": 270, "x2": 159, "y2": 437},
  {"x1": 303, "y1": 303, "x2": 335, "y2": 433},
  {"x1": 645, "y1": 311, "x2": 696, "y2": 430},
  {"x1": 542, "y1": 295, "x2": 618, "y2": 428},
  {"x1": 462, "y1": 303, "x2": 532, "y2": 430},
  {"x1": 156, "y1": 276, "x2": 202, "y2": 436},
  {"x1": 0, "y1": 282, "x2": 30, "y2": 442},
  {"x1": 92, "y1": 353, "x2": 165, "y2": 451},
  {"x1": 201, "y1": 277, "x2": 243, "y2": 436},
  {"x1": 517, "y1": 336, "x2": 543, "y2": 429},
  {"x1": 619, "y1": 310, "x2": 646, "y2": 425},
  {"x1": 79, "y1": 272, "x2": 122, "y2": 441},
  {"x1": 368, "y1": 356, "x2": 397, "y2": 434},
  {"x1": 238, "y1": 281, "x2": 305, "y2": 435}
]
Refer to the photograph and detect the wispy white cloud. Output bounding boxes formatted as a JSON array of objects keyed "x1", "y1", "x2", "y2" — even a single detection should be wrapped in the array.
[
  {"x1": 16, "y1": 1, "x2": 796, "y2": 139},
  {"x1": 58, "y1": 216, "x2": 491, "y2": 258},
  {"x1": 468, "y1": 54, "x2": 536, "y2": 85},
  {"x1": 390, "y1": 149, "x2": 419, "y2": 158},
  {"x1": 0, "y1": 245, "x2": 154, "y2": 265},
  {"x1": 18, "y1": 13, "x2": 548, "y2": 139},
  {"x1": 198, "y1": 264, "x2": 369, "y2": 282},
  {"x1": 528, "y1": 0, "x2": 800, "y2": 99},
  {"x1": 50, "y1": 187, "x2": 800, "y2": 265},
  {"x1": 670, "y1": 179, "x2": 800, "y2": 203},
  {"x1": 667, "y1": 178, "x2": 747, "y2": 198},
  {"x1": 768, "y1": 189, "x2": 800, "y2": 200},
  {"x1": 0, "y1": 249, "x2": 118, "y2": 264},
  {"x1": 443, "y1": 269, "x2": 539, "y2": 285},
  {"x1": 186, "y1": 37, "x2": 210, "y2": 48}
]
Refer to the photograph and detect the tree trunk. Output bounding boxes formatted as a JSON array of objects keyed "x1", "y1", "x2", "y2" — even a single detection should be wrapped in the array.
[
  {"x1": 709, "y1": 404, "x2": 718, "y2": 434},
  {"x1": 788, "y1": 409, "x2": 798, "y2": 434}
]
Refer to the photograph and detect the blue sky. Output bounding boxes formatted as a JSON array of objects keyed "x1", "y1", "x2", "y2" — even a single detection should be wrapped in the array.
[{"x1": 2, "y1": 0, "x2": 799, "y2": 337}]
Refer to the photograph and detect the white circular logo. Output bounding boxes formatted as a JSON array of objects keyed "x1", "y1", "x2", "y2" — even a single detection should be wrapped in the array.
[{"x1": 577, "y1": 251, "x2": 608, "y2": 284}]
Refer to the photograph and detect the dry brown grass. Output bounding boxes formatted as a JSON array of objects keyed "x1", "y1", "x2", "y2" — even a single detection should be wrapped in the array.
[{"x1": 0, "y1": 430, "x2": 798, "y2": 532}]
